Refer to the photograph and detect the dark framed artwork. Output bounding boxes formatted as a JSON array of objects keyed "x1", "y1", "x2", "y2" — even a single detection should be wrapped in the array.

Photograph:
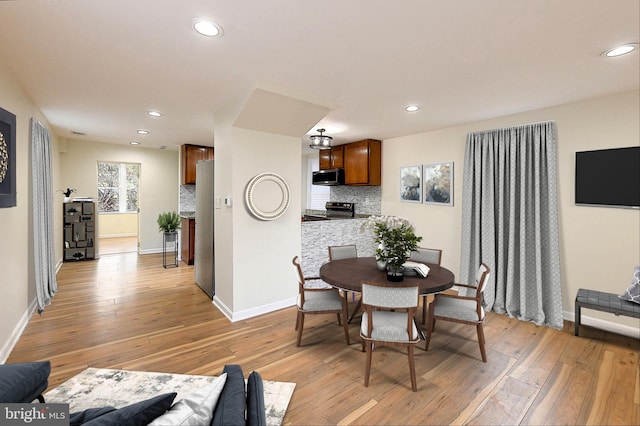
[
  {"x1": 0, "y1": 107, "x2": 16, "y2": 208},
  {"x1": 423, "y1": 161, "x2": 453, "y2": 206},
  {"x1": 400, "y1": 165, "x2": 422, "y2": 203}
]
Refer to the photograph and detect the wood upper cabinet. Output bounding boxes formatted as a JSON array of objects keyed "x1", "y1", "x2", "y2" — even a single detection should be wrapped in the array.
[
  {"x1": 344, "y1": 139, "x2": 381, "y2": 185},
  {"x1": 181, "y1": 144, "x2": 214, "y2": 184},
  {"x1": 319, "y1": 146, "x2": 344, "y2": 170}
]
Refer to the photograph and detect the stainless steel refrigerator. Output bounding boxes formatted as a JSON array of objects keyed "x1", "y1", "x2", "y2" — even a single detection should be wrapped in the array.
[{"x1": 195, "y1": 159, "x2": 214, "y2": 298}]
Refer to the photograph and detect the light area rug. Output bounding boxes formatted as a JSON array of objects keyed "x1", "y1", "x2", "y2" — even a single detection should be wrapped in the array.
[{"x1": 45, "y1": 367, "x2": 295, "y2": 426}]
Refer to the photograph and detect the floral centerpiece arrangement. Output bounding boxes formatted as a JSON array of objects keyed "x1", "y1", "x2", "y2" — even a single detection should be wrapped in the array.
[{"x1": 361, "y1": 215, "x2": 422, "y2": 280}]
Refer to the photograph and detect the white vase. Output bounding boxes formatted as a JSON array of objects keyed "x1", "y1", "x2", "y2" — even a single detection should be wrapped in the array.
[{"x1": 376, "y1": 243, "x2": 387, "y2": 270}]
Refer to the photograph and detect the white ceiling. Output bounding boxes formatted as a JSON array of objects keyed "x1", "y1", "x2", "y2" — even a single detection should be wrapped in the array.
[{"x1": 0, "y1": 0, "x2": 638, "y2": 153}]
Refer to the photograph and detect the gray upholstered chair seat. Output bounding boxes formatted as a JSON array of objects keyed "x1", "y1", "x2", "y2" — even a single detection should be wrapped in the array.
[
  {"x1": 297, "y1": 290, "x2": 344, "y2": 312},
  {"x1": 361, "y1": 311, "x2": 419, "y2": 343},
  {"x1": 431, "y1": 296, "x2": 485, "y2": 322},
  {"x1": 426, "y1": 263, "x2": 491, "y2": 362},
  {"x1": 292, "y1": 256, "x2": 350, "y2": 346},
  {"x1": 360, "y1": 281, "x2": 420, "y2": 391}
]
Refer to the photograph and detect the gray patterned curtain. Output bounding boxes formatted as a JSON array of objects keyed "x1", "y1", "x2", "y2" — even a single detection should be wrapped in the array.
[
  {"x1": 459, "y1": 121, "x2": 563, "y2": 329},
  {"x1": 31, "y1": 118, "x2": 57, "y2": 312}
]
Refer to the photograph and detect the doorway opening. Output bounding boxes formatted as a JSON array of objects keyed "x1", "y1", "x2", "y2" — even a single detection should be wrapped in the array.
[{"x1": 97, "y1": 161, "x2": 140, "y2": 255}]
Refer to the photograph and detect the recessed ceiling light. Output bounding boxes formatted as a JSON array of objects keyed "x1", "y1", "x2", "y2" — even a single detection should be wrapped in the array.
[
  {"x1": 405, "y1": 105, "x2": 420, "y2": 112},
  {"x1": 193, "y1": 19, "x2": 223, "y2": 37},
  {"x1": 130, "y1": 141, "x2": 140, "y2": 145},
  {"x1": 147, "y1": 111, "x2": 162, "y2": 117},
  {"x1": 137, "y1": 129, "x2": 150, "y2": 135},
  {"x1": 603, "y1": 43, "x2": 638, "y2": 57}
]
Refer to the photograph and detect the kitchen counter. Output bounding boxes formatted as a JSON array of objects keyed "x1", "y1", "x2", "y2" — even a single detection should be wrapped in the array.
[
  {"x1": 301, "y1": 211, "x2": 371, "y2": 222},
  {"x1": 180, "y1": 211, "x2": 195, "y2": 219}
]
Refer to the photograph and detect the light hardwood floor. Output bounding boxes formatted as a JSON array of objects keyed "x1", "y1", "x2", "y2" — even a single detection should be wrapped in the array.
[{"x1": 8, "y1": 253, "x2": 640, "y2": 425}]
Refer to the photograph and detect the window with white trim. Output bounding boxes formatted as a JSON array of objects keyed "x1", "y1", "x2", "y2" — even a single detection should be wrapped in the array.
[{"x1": 97, "y1": 162, "x2": 140, "y2": 213}]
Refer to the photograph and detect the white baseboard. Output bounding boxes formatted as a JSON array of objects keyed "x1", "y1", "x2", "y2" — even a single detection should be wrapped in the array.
[
  {"x1": 138, "y1": 247, "x2": 163, "y2": 255},
  {"x1": 564, "y1": 310, "x2": 640, "y2": 339},
  {"x1": 213, "y1": 296, "x2": 296, "y2": 323},
  {"x1": 0, "y1": 298, "x2": 37, "y2": 364}
]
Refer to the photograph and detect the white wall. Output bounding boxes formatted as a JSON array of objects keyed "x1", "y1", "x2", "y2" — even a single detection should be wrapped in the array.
[
  {"x1": 213, "y1": 85, "x2": 323, "y2": 321},
  {"x1": 0, "y1": 59, "x2": 62, "y2": 362},
  {"x1": 230, "y1": 128, "x2": 301, "y2": 313},
  {"x1": 213, "y1": 126, "x2": 301, "y2": 319},
  {"x1": 60, "y1": 139, "x2": 178, "y2": 253},
  {"x1": 98, "y1": 212, "x2": 138, "y2": 238},
  {"x1": 381, "y1": 90, "x2": 640, "y2": 334}
]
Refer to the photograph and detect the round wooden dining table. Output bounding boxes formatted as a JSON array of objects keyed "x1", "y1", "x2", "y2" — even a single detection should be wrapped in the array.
[{"x1": 319, "y1": 257, "x2": 455, "y2": 295}]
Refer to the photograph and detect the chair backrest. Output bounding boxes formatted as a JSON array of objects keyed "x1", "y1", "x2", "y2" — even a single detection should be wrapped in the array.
[
  {"x1": 361, "y1": 282, "x2": 420, "y2": 341},
  {"x1": 328, "y1": 244, "x2": 358, "y2": 261},
  {"x1": 361, "y1": 282, "x2": 419, "y2": 310},
  {"x1": 473, "y1": 263, "x2": 491, "y2": 300},
  {"x1": 292, "y1": 256, "x2": 305, "y2": 291},
  {"x1": 410, "y1": 247, "x2": 442, "y2": 265}
]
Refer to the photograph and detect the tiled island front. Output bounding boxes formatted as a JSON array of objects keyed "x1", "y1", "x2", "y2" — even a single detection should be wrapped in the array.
[{"x1": 300, "y1": 218, "x2": 377, "y2": 277}]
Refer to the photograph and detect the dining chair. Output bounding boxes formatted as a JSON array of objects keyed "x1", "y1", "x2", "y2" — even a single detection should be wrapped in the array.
[
  {"x1": 360, "y1": 281, "x2": 421, "y2": 392},
  {"x1": 328, "y1": 244, "x2": 360, "y2": 322},
  {"x1": 425, "y1": 262, "x2": 491, "y2": 362},
  {"x1": 328, "y1": 244, "x2": 358, "y2": 261},
  {"x1": 292, "y1": 256, "x2": 350, "y2": 347},
  {"x1": 409, "y1": 247, "x2": 443, "y2": 324}
]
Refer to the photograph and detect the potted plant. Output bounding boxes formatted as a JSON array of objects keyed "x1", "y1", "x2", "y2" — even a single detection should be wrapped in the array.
[
  {"x1": 57, "y1": 187, "x2": 76, "y2": 203},
  {"x1": 157, "y1": 211, "x2": 181, "y2": 242},
  {"x1": 362, "y1": 215, "x2": 422, "y2": 281}
]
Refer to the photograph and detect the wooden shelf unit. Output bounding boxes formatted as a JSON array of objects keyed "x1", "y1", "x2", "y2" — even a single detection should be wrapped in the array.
[{"x1": 63, "y1": 201, "x2": 96, "y2": 261}]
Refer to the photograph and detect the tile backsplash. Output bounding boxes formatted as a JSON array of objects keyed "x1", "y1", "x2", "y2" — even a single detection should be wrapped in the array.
[
  {"x1": 330, "y1": 186, "x2": 381, "y2": 215},
  {"x1": 179, "y1": 184, "x2": 196, "y2": 212}
]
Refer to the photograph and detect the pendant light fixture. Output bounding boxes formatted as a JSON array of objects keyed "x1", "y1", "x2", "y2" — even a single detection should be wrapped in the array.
[{"x1": 309, "y1": 128, "x2": 332, "y2": 150}]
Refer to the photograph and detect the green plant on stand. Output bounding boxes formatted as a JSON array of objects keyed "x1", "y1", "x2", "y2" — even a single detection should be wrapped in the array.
[{"x1": 157, "y1": 211, "x2": 181, "y2": 242}]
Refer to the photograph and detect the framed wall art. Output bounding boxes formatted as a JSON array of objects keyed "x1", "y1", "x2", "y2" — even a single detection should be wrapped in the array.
[
  {"x1": 400, "y1": 165, "x2": 422, "y2": 203},
  {"x1": 0, "y1": 107, "x2": 16, "y2": 208},
  {"x1": 423, "y1": 161, "x2": 453, "y2": 206}
]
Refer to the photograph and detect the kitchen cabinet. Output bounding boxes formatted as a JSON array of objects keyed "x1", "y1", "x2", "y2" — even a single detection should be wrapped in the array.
[
  {"x1": 319, "y1": 145, "x2": 344, "y2": 170},
  {"x1": 344, "y1": 139, "x2": 381, "y2": 185},
  {"x1": 181, "y1": 144, "x2": 214, "y2": 184},
  {"x1": 181, "y1": 217, "x2": 195, "y2": 265}
]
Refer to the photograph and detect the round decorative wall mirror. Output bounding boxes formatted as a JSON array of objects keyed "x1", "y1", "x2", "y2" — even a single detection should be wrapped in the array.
[{"x1": 245, "y1": 172, "x2": 290, "y2": 221}]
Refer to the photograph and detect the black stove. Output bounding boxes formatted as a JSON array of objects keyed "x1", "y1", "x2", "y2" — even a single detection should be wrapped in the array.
[{"x1": 325, "y1": 202, "x2": 355, "y2": 219}]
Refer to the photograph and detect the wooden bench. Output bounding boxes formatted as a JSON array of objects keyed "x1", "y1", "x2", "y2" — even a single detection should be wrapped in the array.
[{"x1": 575, "y1": 288, "x2": 640, "y2": 336}]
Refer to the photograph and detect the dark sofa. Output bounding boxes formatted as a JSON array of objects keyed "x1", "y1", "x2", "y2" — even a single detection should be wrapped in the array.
[{"x1": 0, "y1": 362, "x2": 266, "y2": 426}]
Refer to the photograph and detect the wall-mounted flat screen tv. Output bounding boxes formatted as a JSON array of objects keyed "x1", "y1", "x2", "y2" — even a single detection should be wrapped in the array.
[{"x1": 575, "y1": 146, "x2": 640, "y2": 209}]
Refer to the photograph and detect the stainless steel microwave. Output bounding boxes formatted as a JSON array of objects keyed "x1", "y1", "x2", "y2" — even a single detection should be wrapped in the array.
[{"x1": 312, "y1": 168, "x2": 345, "y2": 186}]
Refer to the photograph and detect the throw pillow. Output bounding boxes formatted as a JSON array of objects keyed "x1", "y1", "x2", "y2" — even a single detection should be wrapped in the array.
[
  {"x1": 619, "y1": 265, "x2": 640, "y2": 304},
  {"x1": 82, "y1": 393, "x2": 176, "y2": 426},
  {"x1": 211, "y1": 365, "x2": 246, "y2": 426},
  {"x1": 70, "y1": 407, "x2": 117, "y2": 426},
  {"x1": 0, "y1": 360, "x2": 51, "y2": 403},
  {"x1": 148, "y1": 373, "x2": 227, "y2": 426},
  {"x1": 246, "y1": 371, "x2": 266, "y2": 426}
]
